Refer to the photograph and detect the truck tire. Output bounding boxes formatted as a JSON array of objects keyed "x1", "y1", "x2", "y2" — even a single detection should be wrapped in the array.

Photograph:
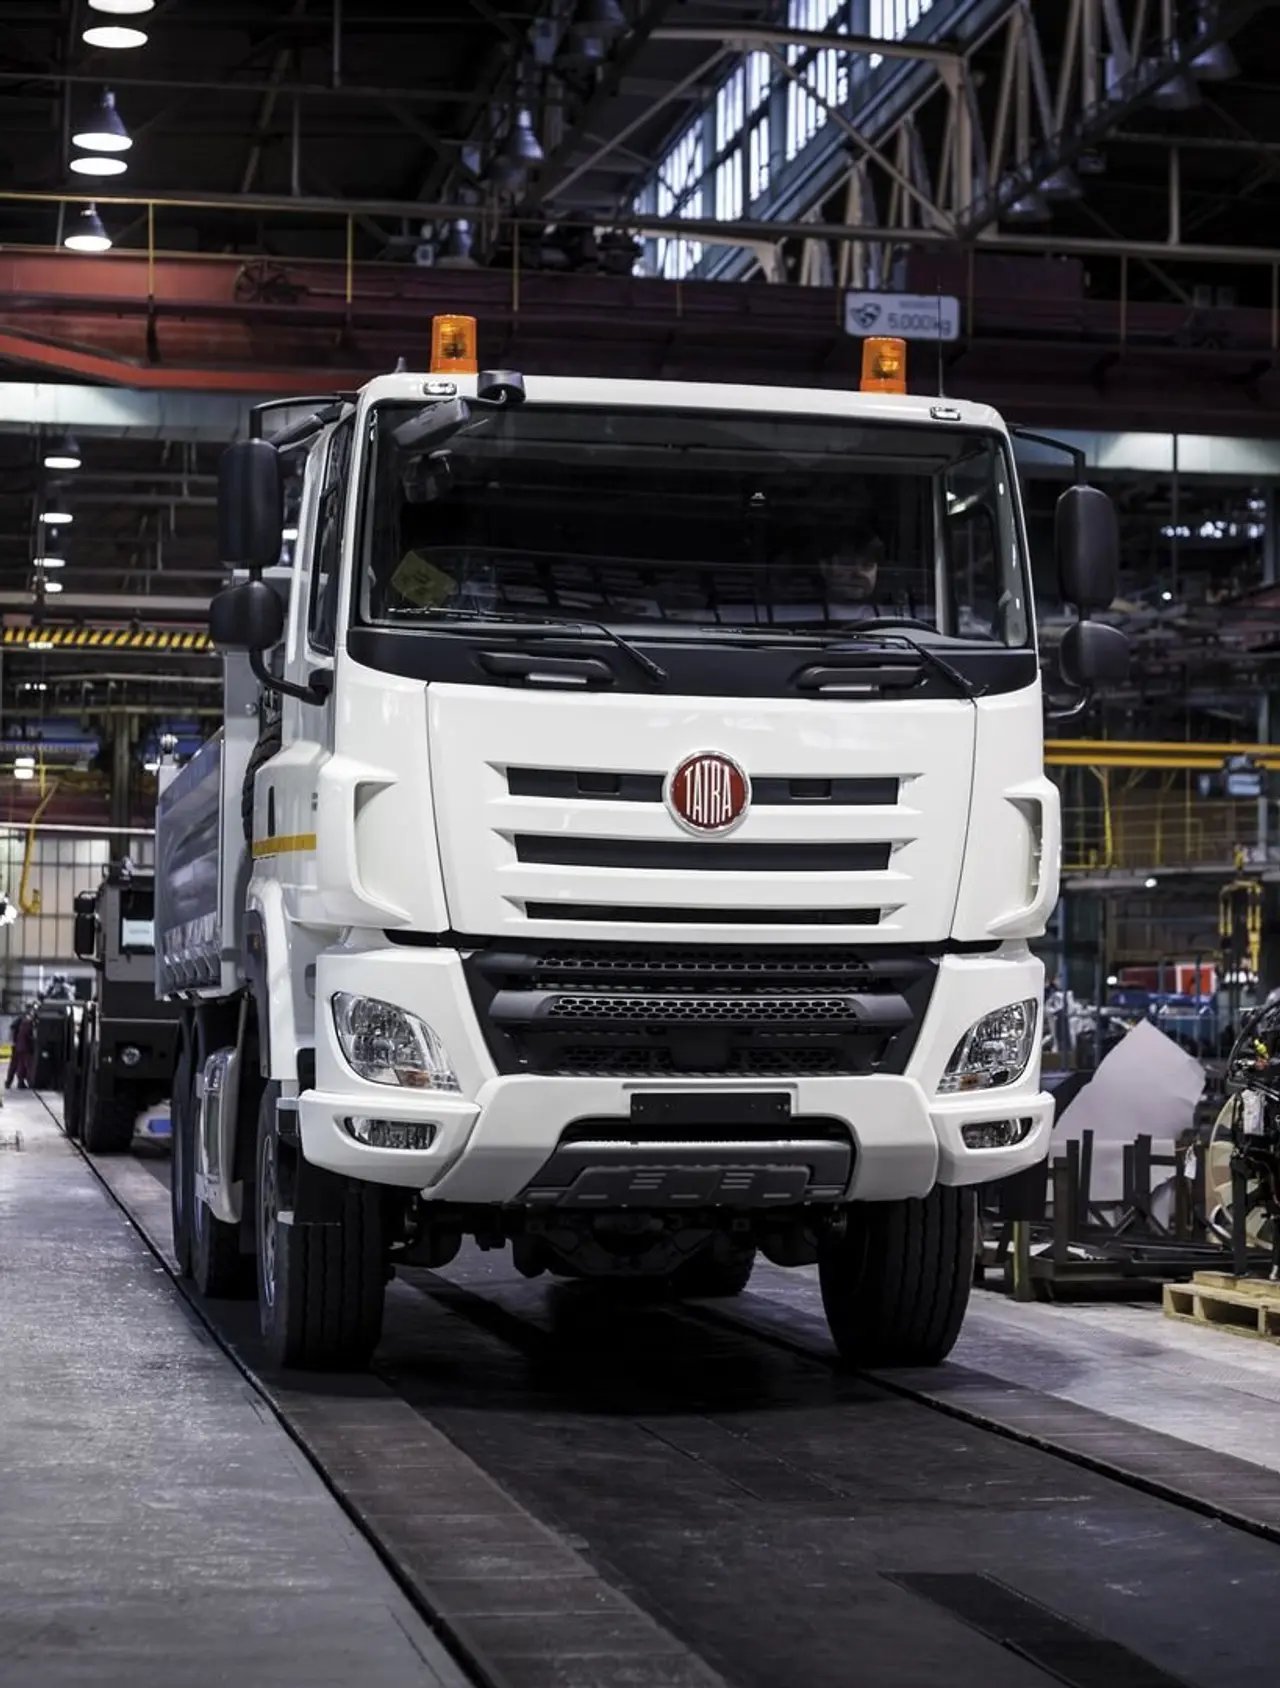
[
  {"x1": 818, "y1": 1187, "x2": 976, "y2": 1368},
  {"x1": 170, "y1": 1018, "x2": 194, "y2": 1277},
  {"x1": 670, "y1": 1247, "x2": 756, "y2": 1299},
  {"x1": 63, "y1": 1021, "x2": 86, "y2": 1142},
  {"x1": 255, "y1": 1085, "x2": 386, "y2": 1370},
  {"x1": 81, "y1": 1042, "x2": 137, "y2": 1154}
]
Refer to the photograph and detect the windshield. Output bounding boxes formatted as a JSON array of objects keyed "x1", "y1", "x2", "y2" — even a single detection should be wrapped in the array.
[{"x1": 359, "y1": 403, "x2": 1029, "y2": 646}]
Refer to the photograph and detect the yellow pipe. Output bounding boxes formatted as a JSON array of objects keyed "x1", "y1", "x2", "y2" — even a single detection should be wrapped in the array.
[{"x1": 18, "y1": 779, "x2": 59, "y2": 915}]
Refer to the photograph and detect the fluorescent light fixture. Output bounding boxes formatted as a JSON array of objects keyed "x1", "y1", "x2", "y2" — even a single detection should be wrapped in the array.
[
  {"x1": 282, "y1": 526, "x2": 299, "y2": 541},
  {"x1": 82, "y1": 25, "x2": 149, "y2": 49},
  {"x1": 1144, "y1": 876, "x2": 1158, "y2": 889},
  {"x1": 40, "y1": 511, "x2": 72, "y2": 525},
  {"x1": 14, "y1": 757, "x2": 35, "y2": 770},
  {"x1": 64, "y1": 204, "x2": 111, "y2": 252},
  {"x1": 30, "y1": 639, "x2": 54, "y2": 652},
  {"x1": 143, "y1": 758, "x2": 161, "y2": 774},
  {"x1": 70, "y1": 154, "x2": 127, "y2": 178},
  {"x1": 88, "y1": 0, "x2": 156, "y2": 12},
  {"x1": 43, "y1": 581, "x2": 65, "y2": 594},
  {"x1": 32, "y1": 557, "x2": 67, "y2": 569},
  {"x1": 14, "y1": 768, "x2": 35, "y2": 781},
  {"x1": 42, "y1": 436, "x2": 80, "y2": 470},
  {"x1": 72, "y1": 89, "x2": 132, "y2": 152}
]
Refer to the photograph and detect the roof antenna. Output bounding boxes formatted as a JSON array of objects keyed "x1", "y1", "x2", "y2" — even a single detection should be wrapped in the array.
[
  {"x1": 394, "y1": 356, "x2": 407, "y2": 373},
  {"x1": 935, "y1": 282, "x2": 945, "y2": 398}
]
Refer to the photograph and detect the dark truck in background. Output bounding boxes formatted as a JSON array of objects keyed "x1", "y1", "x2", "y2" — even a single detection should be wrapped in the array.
[{"x1": 65, "y1": 864, "x2": 181, "y2": 1152}]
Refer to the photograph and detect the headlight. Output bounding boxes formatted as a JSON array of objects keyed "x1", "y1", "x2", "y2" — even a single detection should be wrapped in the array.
[
  {"x1": 939, "y1": 999, "x2": 1038, "y2": 1094},
  {"x1": 332, "y1": 993, "x2": 459, "y2": 1091}
]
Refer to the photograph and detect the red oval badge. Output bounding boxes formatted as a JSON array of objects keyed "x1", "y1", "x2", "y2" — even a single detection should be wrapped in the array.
[{"x1": 665, "y1": 751, "x2": 751, "y2": 837}]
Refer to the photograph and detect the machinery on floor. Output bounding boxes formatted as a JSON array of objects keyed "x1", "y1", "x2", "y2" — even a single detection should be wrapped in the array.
[
  {"x1": 65, "y1": 863, "x2": 180, "y2": 1154},
  {"x1": 156, "y1": 316, "x2": 1126, "y2": 1370}
]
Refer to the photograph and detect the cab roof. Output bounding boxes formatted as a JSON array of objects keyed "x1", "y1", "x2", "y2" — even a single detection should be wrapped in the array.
[{"x1": 352, "y1": 371, "x2": 1008, "y2": 436}]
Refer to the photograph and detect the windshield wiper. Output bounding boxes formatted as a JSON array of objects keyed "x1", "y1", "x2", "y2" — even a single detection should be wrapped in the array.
[
  {"x1": 820, "y1": 628, "x2": 983, "y2": 699},
  {"x1": 417, "y1": 605, "x2": 668, "y2": 684}
]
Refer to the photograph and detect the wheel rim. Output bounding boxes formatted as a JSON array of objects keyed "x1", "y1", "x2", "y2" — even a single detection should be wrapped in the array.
[{"x1": 258, "y1": 1125, "x2": 278, "y2": 1313}]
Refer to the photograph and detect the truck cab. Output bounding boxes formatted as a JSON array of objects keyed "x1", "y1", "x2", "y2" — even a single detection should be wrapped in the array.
[
  {"x1": 66, "y1": 863, "x2": 179, "y2": 1152},
  {"x1": 158, "y1": 320, "x2": 1124, "y2": 1369}
]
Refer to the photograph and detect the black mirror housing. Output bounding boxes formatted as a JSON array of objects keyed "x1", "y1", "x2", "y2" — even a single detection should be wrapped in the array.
[
  {"x1": 209, "y1": 579, "x2": 285, "y2": 653},
  {"x1": 1056, "y1": 483, "x2": 1119, "y2": 612},
  {"x1": 72, "y1": 890, "x2": 98, "y2": 963},
  {"x1": 1060, "y1": 619, "x2": 1129, "y2": 689},
  {"x1": 218, "y1": 439, "x2": 284, "y2": 570},
  {"x1": 393, "y1": 396, "x2": 472, "y2": 456}
]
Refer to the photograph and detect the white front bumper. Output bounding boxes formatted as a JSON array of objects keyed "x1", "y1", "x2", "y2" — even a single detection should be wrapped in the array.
[{"x1": 299, "y1": 941, "x2": 1052, "y2": 1204}]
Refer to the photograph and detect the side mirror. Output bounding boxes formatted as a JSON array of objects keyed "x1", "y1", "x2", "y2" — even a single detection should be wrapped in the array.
[
  {"x1": 73, "y1": 890, "x2": 98, "y2": 963},
  {"x1": 209, "y1": 579, "x2": 285, "y2": 653},
  {"x1": 219, "y1": 439, "x2": 283, "y2": 570},
  {"x1": 1055, "y1": 483, "x2": 1119, "y2": 612},
  {"x1": 1060, "y1": 619, "x2": 1129, "y2": 689}
]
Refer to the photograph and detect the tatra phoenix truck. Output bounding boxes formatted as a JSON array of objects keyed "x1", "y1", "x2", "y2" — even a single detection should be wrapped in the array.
[{"x1": 157, "y1": 318, "x2": 1125, "y2": 1370}]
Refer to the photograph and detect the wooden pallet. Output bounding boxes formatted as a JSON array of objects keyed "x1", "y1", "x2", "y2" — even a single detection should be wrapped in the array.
[{"x1": 1163, "y1": 1271, "x2": 1280, "y2": 1344}]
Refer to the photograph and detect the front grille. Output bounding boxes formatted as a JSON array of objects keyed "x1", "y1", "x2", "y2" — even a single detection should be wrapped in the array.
[{"x1": 465, "y1": 941, "x2": 936, "y2": 1080}]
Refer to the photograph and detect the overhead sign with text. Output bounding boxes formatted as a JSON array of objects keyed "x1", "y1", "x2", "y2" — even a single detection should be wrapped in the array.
[{"x1": 844, "y1": 292, "x2": 961, "y2": 342}]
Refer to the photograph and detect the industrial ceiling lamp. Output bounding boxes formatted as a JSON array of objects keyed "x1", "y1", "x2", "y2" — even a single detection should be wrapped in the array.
[
  {"x1": 63, "y1": 203, "x2": 112, "y2": 252},
  {"x1": 87, "y1": 0, "x2": 156, "y2": 11},
  {"x1": 1151, "y1": 45, "x2": 1201, "y2": 110},
  {"x1": 564, "y1": 0, "x2": 627, "y2": 65},
  {"x1": 437, "y1": 219, "x2": 478, "y2": 269},
  {"x1": 43, "y1": 436, "x2": 81, "y2": 471},
  {"x1": 1039, "y1": 166, "x2": 1082, "y2": 202},
  {"x1": 82, "y1": 23, "x2": 149, "y2": 49},
  {"x1": 70, "y1": 154, "x2": 127, "y2": 177},
  {"x1": 490, "y1": 107, "x2": 545, "y2": 191},
  {"x1": 1190, "y1": 0, "x2": 1240, "y2": 79},
  {"x1": 72, "y1": 90, "x2": 131, "y2": 153},
  {"x1": 1004, "y1": 186, "x2": 1051, "y2": 224}
]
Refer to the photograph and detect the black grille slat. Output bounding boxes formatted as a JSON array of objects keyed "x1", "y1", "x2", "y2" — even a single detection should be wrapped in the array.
[
  {"x1": 506, "y1": 767, "x2": 899, "y2": 806},
  {"x1": 515, "y1": 836, "x2": 890, "y2": 872},
  {"x1": 523, "y1": 903, "x2": 881, "y2": 925},
  {"x1": 464, "y1": 940, "x2": 936, "y2": 1080}
]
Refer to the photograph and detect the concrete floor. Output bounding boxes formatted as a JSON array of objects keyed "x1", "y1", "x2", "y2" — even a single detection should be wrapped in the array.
[
  {"x1": 741, "y1": 1257, "x2": 1280, "y2": 1479},
  {"x1": 0, "y1": 1096, "x2": 465, "y2": 1688}
]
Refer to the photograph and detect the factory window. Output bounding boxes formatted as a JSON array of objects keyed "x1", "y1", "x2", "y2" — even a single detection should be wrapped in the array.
[
  {"x1": 655, "y1": 121, "x2": 704, "y2": 280},
  {"x1": 784, "y1": 0, "x2": 847, "y2": 162},
  {"x1": 309, "y1": 416, "x2": 354, "y2": 655},
  {"x1": 868, "y1": 0, "x2": 936, "y2": 67}
]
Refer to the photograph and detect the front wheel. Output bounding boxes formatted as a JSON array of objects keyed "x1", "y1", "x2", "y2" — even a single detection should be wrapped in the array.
[
  {"x1": 256, "y1": 1085, "x2": 386, "y2": 1370},
  {"x1": 80, "y1": 1043, "x2": 137, "y2": 1154},
  {"x1": 818, "y1": 1187, "x2": 976, "y2": 1368}
]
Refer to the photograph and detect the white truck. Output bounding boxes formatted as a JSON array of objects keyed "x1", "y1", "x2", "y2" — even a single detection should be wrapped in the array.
[{"x1": 156, "y1": 318, "x2": 1126, "y2": 1370}]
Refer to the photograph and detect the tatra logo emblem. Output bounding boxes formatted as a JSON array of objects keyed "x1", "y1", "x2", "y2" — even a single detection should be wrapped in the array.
[{"x1": 665, "y1": 751, "x2": 751, "y2": 836}]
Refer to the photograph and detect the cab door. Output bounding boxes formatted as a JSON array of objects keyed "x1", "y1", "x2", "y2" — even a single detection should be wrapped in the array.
[{"x1": 253, "y1": 416, "x2": 353, "y2": 917}]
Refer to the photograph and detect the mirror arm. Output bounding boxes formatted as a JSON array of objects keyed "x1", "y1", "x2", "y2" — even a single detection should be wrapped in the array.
[
  {"x1": 1045, "y1": 686, "x2": 1093, "y2": 723},
  {"x1": 1011, "y1": 425, "x2": 1087, "y2": 484},
  {"x1": 248, "y1": 648, "x2": 333, "y2": 706}
]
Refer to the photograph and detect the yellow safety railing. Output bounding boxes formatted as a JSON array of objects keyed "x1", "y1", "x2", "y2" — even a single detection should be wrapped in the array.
[{"x1": 1059, "y1": 765, "x2": 1264, "y2": 873}]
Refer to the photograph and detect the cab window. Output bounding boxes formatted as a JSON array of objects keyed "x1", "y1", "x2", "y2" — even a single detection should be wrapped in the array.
[{"x1": 308, "y1": 417, "x2": 354, "y2": 654}]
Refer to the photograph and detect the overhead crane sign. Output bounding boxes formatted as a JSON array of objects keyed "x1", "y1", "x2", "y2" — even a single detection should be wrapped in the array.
[{"x1": 0, "y1": 626, "x2": 211, "y2": 652}]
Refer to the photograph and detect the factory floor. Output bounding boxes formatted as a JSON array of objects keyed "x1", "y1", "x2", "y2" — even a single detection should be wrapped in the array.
[{"x1": 6, "y1": 1086, "x2": 1280, "y2": 1688}]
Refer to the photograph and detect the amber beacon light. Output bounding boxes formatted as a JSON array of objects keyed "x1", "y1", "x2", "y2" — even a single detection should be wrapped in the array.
[
  {"x1": 430, "y1": 314, "x2": 479, "y2": 375},
  {"x1": 860, "y1": 336, "x2": 907, "y2": 394}
]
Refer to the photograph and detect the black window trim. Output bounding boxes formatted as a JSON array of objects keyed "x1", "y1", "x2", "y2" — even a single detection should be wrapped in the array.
[{"x1": 307, "y1": 412, "x2": 356, "y2": 658}]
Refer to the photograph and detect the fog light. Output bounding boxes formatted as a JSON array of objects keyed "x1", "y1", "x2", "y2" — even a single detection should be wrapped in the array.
[
  {"x1": 960, "y1": 1118, "x2": 1033, "y2": 1150},
  {"x1": 343, "y1": 1117, "x2": 436, "y2": 1151},
  {"x1": 119, "y1": 1044, "x2": 142, "y2": 1068}
]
